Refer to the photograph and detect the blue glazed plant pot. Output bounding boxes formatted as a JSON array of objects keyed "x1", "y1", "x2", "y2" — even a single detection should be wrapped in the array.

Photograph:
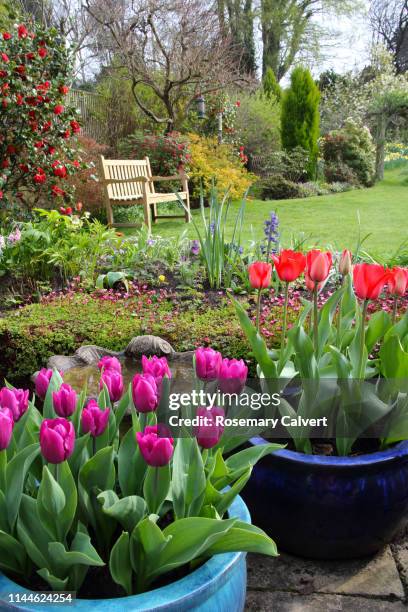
[
  {"x1": 0, "y1": 496, "x2": 249, "y2": 612},
  {"x1": 241, "y1": 437, "x2": 408, "y2": 560}
]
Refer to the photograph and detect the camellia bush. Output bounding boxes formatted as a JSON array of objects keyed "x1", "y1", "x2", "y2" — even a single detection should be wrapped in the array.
[
  {"x1": 0, "y1": 352, "x2": 279, "y2": 596},
  {"x1": 0, "y1": 22, "x2": 83, "y2": 215}
]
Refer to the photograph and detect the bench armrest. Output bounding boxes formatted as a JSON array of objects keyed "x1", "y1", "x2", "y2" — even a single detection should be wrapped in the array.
[{"x1": 152, "y1": 174, "x2": 189, "y2": 182}]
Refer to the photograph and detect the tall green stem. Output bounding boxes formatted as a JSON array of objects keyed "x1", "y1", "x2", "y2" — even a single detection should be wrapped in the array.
[
  {"x1": 92, "y1": 436, "x2": 97, "y2": 457},
  {"x1": 358, "y1": 300, "x2": 369, "y2": 379},
  {"x1": 0, "y1": 449, "x2": 6, "y2": 492},
  {"x1": 392, "y1": 296, "x2": 398, "y2": 325},
  {"x1": 336, "y1": 275, "x2": 345, "y2": 348},
  {"x1": 280, "y1": 282, "x2": 289, "y2": 352},
  {"x1": 313, "y1": 284, "x2": 319, "y2": 354},
  {"x1": 256, "y1": 289, "x2": 262, "y2": 332}
]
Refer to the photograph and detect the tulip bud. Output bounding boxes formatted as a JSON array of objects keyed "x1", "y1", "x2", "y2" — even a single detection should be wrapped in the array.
[
  {"x1": 132, "y1": 373, "x2": 159, "y2": 413},
  {"x1": 305, "y1": 271, "x2": 323, "y2": 293},
  {"x1": 136, "y1": 425, "x2": 174, "y2": 467},
  {"x1": 97, "y1": 356, "x2": 122, "y2": 373},
  {"x1": 52, "y1": 383, "x2": 77, "y2": 418},
  {"x1": 99, "y1": 369, "x2": 124, "y2": 403},
  {"x1": 81, "y1": 399, "x2": 110, "y2": 437},
  {"x1": 195, "y1": 347, "x2": 222, "y2": 381},
  {"x1": 218, "y1": 358, "x2": 248, "y2": 394},
  {"x1": 0, "y1": 408, "x2": 14, "y2": 450},
  {"x1": 40, "y1": 418, "x2": 75, "y2": 464},
  {"x1": 35, "y1": 368, "x2": 53, "y2": 400},
  {"x1": 306, "y1": 250, "x2": 332, "y2": 283},
  {"x1": 141, "y1": 355, "x2": 172, "y2": 384},
  {"x1": 195, "y1": 406, "x2": 224, "y2": 449},
  {"x1": 248, "y1": 261, "x2": 272, "y2": 289},
  {"x1": 387, "y1": 267, "x2": 408, "y2": 297},
  {"x1": 339, "y1": 249, "x2": 352, "y2": 276},
  {"x1": 0, "y1": 387, "x2": 29, "y2": 421}
]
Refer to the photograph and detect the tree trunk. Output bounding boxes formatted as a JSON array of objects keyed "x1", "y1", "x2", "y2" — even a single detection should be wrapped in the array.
[{"x1": 375, "y1": 114, "x2": 387, "y2": 181}]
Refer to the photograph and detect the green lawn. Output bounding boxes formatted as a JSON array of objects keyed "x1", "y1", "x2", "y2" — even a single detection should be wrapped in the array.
[{"x1": 144, "y1": 166, "x2": 408, "y2": 258}]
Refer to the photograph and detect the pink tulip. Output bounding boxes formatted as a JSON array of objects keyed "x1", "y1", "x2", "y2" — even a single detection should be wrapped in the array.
[
  {"x1": 0, "y1": 387, "x2": 29, "y2": 421},
  {"x1": 141, "y1": 355, "x2": 171, "y2": 384},
  {"x1": 52, "y1": 383, "x2": 77, "y2": 417},
  {"x1": 195, "y1": 406, "x2": 225, "y2": 449},
  {"x1": 97, "y1": 356, "x2": 122, "y2": 373},
  {"x1": 40, "y1": 418, "x2": 75, "y2": 464},
  {"x1": 35, "y1": 368, "x2": 54, "y2": 399},
  {"x1": 0, "y1": 408, "x2": 14, "y2": 450},
  {"x1": 195, "y1": 347, "x2": 222, "y2": 381},
  {"x1": 136, "y1": 425, "x2": 174, "y2": 467},
  {"x1": 81, "y1": 399, "x2": 110, "y2": 437},
  {"x1": 132, "y1": 373, "x2": 159, "y2": 413},
  {"x1": 218, "y1": 359, "x2": 248, "y2": 394},
  {"x1": 99, "y1": 369, "x2": 124, "y2": 403}
]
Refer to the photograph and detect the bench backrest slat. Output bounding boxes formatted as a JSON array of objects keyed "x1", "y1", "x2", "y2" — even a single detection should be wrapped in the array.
[{"x1": 100, "y1": 156, "x2": 154, "y2": 200}]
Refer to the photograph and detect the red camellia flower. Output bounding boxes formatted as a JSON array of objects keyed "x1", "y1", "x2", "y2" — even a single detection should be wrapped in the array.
[
  {"x1": 70, "y1": 120, "x2": 80, "y2": 134},
  {"x1": 387, "y1": 267, "x2": 408, "y2": 297},
  {"x1": 18, "y1": 24, "x2": 29, "y2": 39},
  {"x1": 26, "y1": 52, "x2": 35, "y2": 60},
  {"x1": 248, "y1": 261, "x2": 272, "y2": 289},
  {"x1": 38, "y1": 47, "x2": 47, "y2": 58},
  {"x1": 52, "y1": 160, "x2": 67, "y2": 178},
  {"x1": 272, "y1": 249, "x2": 306, "y2": 282},
  {"x1": 51, "y1": 184, "x2": 65, "y2": 197},
  {"x1": 59, "y1": 84, "x2": 69, "y2": 95},
  {"x1": 53, "y1": 104, "x2": 64, "y2": 115},
  {"x1": 15, "y1": 65, "x2": 25, "y2": 75},
  {"x1": 306, "y1": 249, "x2": 332, "y2": 283},
  {"x1": 6, "y1": 144, "x2": 16, "y2": 155},
  {"x1": 1, "y1": 158, "x2": 9, "y2": 168},
  {"x1": 353, "y1": 263, "x2": 388, "y2": 300},
  {"x1": 47, "y1": 146, "x2": 56, "y2": 155},
  {"x1": 33, "y1": 171, "x2": 46, "y2": 184},
  {"x1": 19, "y1": 163, "x2": 29, "y2": 173},
  {"x1": 3, "y1": 32, "x2": 11, "y2": 41},
  {"x1": 16, "y1": 93, "x2": 23, "y2": 105},
  {"x1": 0, "y1": 70, "x2": 7, "y2": 78},
  {"x1": 1, "y1": 53, "x2": 9, "y2": 63}
]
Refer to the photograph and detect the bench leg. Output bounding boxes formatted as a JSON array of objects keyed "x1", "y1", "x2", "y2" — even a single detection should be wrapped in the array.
[
  {"x1": 106, "y1": 200, "x2": 114, "y2": 227},
  {"x1": 151, "y1": 203, "x2": 158, "y2": 223},
  {"x1": 143, "y1": 198, "x2": 152, "y2": 233},
  {"x1": 182, "y1": 176, "x2": 191, "y2": 223}
]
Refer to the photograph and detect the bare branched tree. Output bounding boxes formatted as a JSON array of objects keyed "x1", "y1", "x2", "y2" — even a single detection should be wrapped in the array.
[
  {"x1": 84, "y1": 0, "x2": 247, "y2": 132},
  {"x1": 369, "y1": 0, "x2": 408, "y2": 73}
]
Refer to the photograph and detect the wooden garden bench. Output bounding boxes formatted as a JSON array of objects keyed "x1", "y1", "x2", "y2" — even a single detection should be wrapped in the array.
[{"x1": 99, "y1": 155, "x2": 190, "y2": 232}]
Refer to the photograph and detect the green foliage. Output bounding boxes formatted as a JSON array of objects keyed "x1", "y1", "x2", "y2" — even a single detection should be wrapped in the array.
[
  {"x1": 234, "y1": 91, "x2": 281, "y2": 157},
  {"x1": 263, "y1": 67, "x2": 281, "y2": 101},
  {"x1": 281, "y1": 66, "x2": 320, "y2": 178},
  {"x1": 254, "y1": 175, "x2": 308, "y2": 200},
  {"x1": 321, "y1": 119, "x2": 376, "y2": 187}
]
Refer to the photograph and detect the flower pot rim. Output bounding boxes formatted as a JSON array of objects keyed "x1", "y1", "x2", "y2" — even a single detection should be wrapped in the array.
[
  {"x1": 250, "y1": 436, "x2": 408, "y2": 467},
  {"x1": 0, "y1": 495, "x2": 250, "y2": 611}
]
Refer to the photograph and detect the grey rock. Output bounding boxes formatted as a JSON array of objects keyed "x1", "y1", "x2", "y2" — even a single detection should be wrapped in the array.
[
  {"x1": 245, "y1": 591, "x2": 407, "y2": 612},
  {"x1": 247, "y1": 546, "x2": 404, "y2": 599},
  {"x1": 75, "y1": 345, "x2": 120, "y2": 364},
  {"x1": 47, "y1": 354, "x2": 85, "y2": 371},
  {"x1": 125, "y1": 335, "x2": 175, "y2": 358}
]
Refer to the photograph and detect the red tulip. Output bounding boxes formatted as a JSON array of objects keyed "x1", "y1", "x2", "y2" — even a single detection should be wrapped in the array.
[
  {"x1": 306, "y1": 250, "x2": 332, "y2": 283},
  {"x1": 248, "y1": 261, "x2": 272, "y2": 289},
  {"x1": 353, "y1": 263, "x2": 388, "y2": 300},
  {"x1": 272, "y1": 250, "x2": 306, "y2": 282},
  {"x1": 387, "y1": 267, "x2": 408, "y2": 297}
]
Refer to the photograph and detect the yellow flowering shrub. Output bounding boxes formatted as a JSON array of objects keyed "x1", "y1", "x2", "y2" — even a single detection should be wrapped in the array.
[{"x1": 188, "y1": 133, "x2": 255, "y2": 199}]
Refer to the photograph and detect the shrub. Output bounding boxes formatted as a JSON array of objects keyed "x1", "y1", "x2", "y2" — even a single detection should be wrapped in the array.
[
  {"x1": 188, "y1": 133, "x2": 255, "y2": 199},
  {"x1": 254, "y1": 175, "x2": 307, "y2": 200},
  {"x1": 263, "y1": 67, "x2": 282, "y2": 101},
  {"x1": 281, "y1": 66, "x2": 320, "y2": 178},
  {"x1": 0, "y1": 21, "x2": 83, "y2": 216},
  {"x1": 234, "y1": 91, "x2": 281, "y2": 157},
  {"x1": 320, "y1": 119, "x2": 376, "y2": 186},
  {"x1": 119, "y1": 131, "x2": 191, "y2": 176},
  {"x1": 257, "y1": 147, "x2": 310, "y2": 182}
]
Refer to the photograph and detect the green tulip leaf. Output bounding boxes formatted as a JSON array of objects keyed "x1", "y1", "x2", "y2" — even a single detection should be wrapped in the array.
[
  {"x1": 0, "y1": 530, "x2": 27, "y2": 575},
  {"x1": 98, "y1": 492, "x2": 148, "y2": 533},
  {"x1": 37, "y1": 568, "x2": 69, "y2": 591},
  {"x1": 110, "y1": 532, "x2": 133, "y2": 596},
  {"x1": 205, "y1": 520, "x2": 278, "y2": 557},
  {"x1": 6, "y1": 443, "x2": 40, "y2": 530},
  {"x1": 118, "y1": 427, "x2": 146, "y2": 497},
  {"x1": 171, "y1": 437, "x2": 206, "y2": 519}
]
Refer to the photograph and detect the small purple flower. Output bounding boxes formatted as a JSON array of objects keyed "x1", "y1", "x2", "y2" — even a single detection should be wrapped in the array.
[
  {"x1": 209, "y1": 222, "x2": 215, "y2": 236},
  {"x1": 263, "y1": 211, "x2": 280, "y2": 258},
  {"x1": 8, "y1": 228, "x2": 21, "y2": 244},
  {"x1": 191, "y1": 240, "x2": 200, "y2": 256}
]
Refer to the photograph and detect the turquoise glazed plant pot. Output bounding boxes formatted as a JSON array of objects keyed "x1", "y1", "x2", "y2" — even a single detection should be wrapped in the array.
[
  {"x1": 0, "y1": 496, "x2": 249, "y2": 611},
  {"x1": 242, "y1": 437, "x2": 408, "y2": 560}
]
